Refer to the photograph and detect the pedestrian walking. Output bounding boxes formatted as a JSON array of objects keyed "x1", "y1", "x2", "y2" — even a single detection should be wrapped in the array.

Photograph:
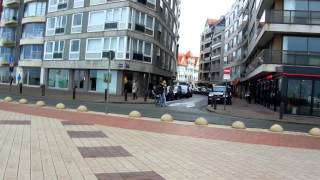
[
  {"x1": 132, "y1": 80, "x2": 138, "y2": 100},
  {"x1": 156, "y1": 81, "x2": 164, "y2": 107},
  {"x1": 17, "y1": 74, "x2": 21, "y2": 84},
  {"x1": 162, "y1": 80, "x2": 168, "y2": 107}
]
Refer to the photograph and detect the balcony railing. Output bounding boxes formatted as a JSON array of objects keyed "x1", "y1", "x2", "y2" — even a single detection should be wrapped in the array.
[
  {"x1": 266, "y1": 10, "x2": 320, "y2": 25},
  {"x1": 245, "y1": 49, "x2": 320, "y2": 75}
]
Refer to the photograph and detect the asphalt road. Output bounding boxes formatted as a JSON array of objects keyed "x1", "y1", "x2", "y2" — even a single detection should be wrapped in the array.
[{"x1": 0, "y1": 92, "x2": 316, "y2": 133}]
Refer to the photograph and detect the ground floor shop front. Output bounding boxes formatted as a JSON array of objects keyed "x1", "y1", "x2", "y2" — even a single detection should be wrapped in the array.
[
  {"x1": 239, "y1": 70, "x2": 320, "y2": 117},
  {"x1": 0, "y1": 67, "x2": 172, "y2": 96}
]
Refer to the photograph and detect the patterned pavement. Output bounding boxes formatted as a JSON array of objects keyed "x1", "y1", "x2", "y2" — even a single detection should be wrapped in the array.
[{"x1": 0, "y1": 102, "x2": 320, "y2": 179}]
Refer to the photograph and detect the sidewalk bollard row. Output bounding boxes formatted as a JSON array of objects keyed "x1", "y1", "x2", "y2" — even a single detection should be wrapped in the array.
[
  {"x1": 77, "y1": 105, "x2": 88, "y2": 112},
  {"x1": 309, "y1": 128, "x2": 320, "y2": 137},
  {"x1": 161, "y1": 114, "x2": 174, "y2": 122},
  {"x1": 129, "y1": 111, "x2": 141, "y2": 118},
  {"x1": 36, "y1": 101, "x2": 46, "y2": 107},
  {"x1": 195, "y1": 117, "x2": 208, "y2": 125},
  {"x1": 4, "y1": 96, "x2": 12, "y2": 102},
  {"x1": 270, "y1": 124, "x2": 284, "y2": 133},
  {"x1": 232, "y1": 121, "x2": 246, "y2": 129},
  {"x1": 18, "y1": 98, "x2": 28, "y2": 104},
  {"x1": 56, "y1": 103, "x2": 66, "y2": 110}
]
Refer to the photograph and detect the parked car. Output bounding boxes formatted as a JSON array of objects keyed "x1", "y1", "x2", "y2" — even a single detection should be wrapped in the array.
[
  {"x1": 200, "y1": 86, "x2": 208, "y2": 95},
  {"x1": 208, "y1": 86, "x2": 232, "y2": 105},
  {"x1": 173, "y1": 84, "x2": 192, "y2": 99}
]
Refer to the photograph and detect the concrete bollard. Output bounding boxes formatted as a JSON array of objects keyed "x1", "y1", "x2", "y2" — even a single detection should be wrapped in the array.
[
  {"x1": 4, "y1": 96, "x2": 12, "y2": 102},
  {"x1": 18, "y1": 98, "x2": 28, "y2": 104},
  {"x1": 77, "y1": 105, "x2": 88, "y2": 112},
  {"x1": 270, "y1": 124, "x2": 284, "y2": 133},
  {"x1": 129, "y1": 111, "x2": 142, "y2": 118},
  {"x1": 195, "y1": 117, "x2": 208, "y2": 125},
  {"x1": 36, "y1": 101, "x2": 46, "y2": 107},
  {"x1": 161, "y1": 114, "x2": 174, "y2": 122},
  {"x1": 232, "y1": 121, "x2": 246, "y2": 129},
  {"x1": 56, "y1": 103, "x2": 66, "y2": 109},
  {"x1": 309, "y1": 128, "x2": 320, "y2": 137}
]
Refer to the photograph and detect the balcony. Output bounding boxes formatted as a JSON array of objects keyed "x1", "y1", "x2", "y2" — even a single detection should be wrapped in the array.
[
  {"x1": 266, "y1": 10, "x2": 320, "y2": 25},
  {"x1": 0, "y1": 37, "x2": 15, "y2": 47},
  {"x1": 3, "y1": 0, "x2": 20, "y2": 8},
  {"x1": 245, "y1": 49, "x2": 320, "y2": 76},
  {"x1": 3, "y1": 17, "x2": 18, "y2": 27}
]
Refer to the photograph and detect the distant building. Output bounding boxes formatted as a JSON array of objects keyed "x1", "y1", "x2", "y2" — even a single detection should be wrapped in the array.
[
  {"x1": 177, "y1": 51, "x2": 199, "y2": 83},
  {"x1": 199, "y1": 17, "x2": 225, "y2": 85}
]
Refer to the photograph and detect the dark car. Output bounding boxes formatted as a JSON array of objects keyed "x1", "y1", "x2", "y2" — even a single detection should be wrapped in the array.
[{"x1": 207, "y1": 86, "x2": 232, "y2": 105}]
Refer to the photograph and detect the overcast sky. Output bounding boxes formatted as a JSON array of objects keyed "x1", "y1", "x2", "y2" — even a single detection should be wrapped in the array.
[{"x1": 178, "y1": 0, "x2": 235, "y2": 56}]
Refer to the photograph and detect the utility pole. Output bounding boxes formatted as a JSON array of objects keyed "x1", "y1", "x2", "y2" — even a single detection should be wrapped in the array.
[{"x1": 103, "y1": 50, "x2": 115, "y2": 103}]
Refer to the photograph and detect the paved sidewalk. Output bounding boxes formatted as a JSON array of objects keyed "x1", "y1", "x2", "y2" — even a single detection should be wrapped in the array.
[
  {"x1": 207, "y1": 98, "x2": 320, "y2": 126},
  {"x1": 0, "y1": 102, "x2": 320, "y2": 179},
  {"x1": 0, "y1": 84, "x2": 154, "y2": 104}
]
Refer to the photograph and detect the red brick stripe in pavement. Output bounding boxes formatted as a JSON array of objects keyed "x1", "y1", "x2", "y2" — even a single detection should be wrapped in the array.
[{"x1": 0, "y1": 102, "x2": 320, "y2": 150}]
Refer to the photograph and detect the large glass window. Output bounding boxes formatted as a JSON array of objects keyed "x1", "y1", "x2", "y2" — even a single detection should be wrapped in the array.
[
  {"x1": 86, "y1": 38, "x2": 102, "y2": 59},
  {"x1": 22, "y1": 67, "x2": 40, "y2": 86},
  {"x1": 71, "y1": 13, "x2": 82, "y2": 33},
  {"x1": 0, "y1": 47, "x2": 13, "y2": 63},
  {"x1": 44, "y1": 41, "x2": 64, "y2": 60},
  {"x1": 313, "y1": 81, "x2": 320, "y2": 116},
  {"x1": 48, "y1": 69, "x2": 69, "y2": 89},
  {"x1": 283, "y1": 36, "x2": 314, "y2": 65},
  {"x1": 88, "y1": 11, "x2": 105, "y2": 32},
  {"x1": 69, "y1": 39, "x2": 80, "y2": 60},
  {"x1": 46, "y1": 16, "x2": 66, "y2": 36},
  {"x1": 1, "y1": 8, "x2": 17, "y2": 21},
  {"x1": 73, "y1": 0, "x2": 84, "y2": 8},
  {"x1": 89, "y1": 70, "x2": 116, "y2": 93},
  {"x1": 24, "y1": 2, "x2": 46, "y2": 17},
  {"x1": 21, "y1": 45, "x2": 43, "y2": 60},
  {"x1": 286, "y1": 79, "x2": 313, "y2": 115},
  {"x1": 22, "y1": 23, "x2": 45, "y2": 38},
  {"x1": 0, "y1": 27, "x2": 15, "y2": 41},
  {"x1": 0, "y1": 67, "x2": 15, "y2": 83}
]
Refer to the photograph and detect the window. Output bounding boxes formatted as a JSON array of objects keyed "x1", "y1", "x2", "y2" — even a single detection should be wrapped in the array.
[
  {"x1": 0, "y1": 47, "x2": 13, "y2": 63},
  {"x1": 71, "y1": 13, "x2": 82, "y2": 33},
  {"x1": 89, "y1": 70, "x2": 115, "y2": 92},
  {"x1": 1, "y1": 8, "x2": 17, "y2": 21},
  {"x1": 131, "y1": 38, "x2": 153, "y2": 62},
  {"x1": 88, "y1": 11, "x2": 105, "y2": 32},
  {"x1": 21, "y1": 45, "x2": 43, "y2": 60},
  {"x1": 46, "y1": 16, "x2": 66, "y2": 36},
  {"x1": 73, "y1": 0, "x2": 84, "y2": 8},
  {"x1": 90, "y1": 0, "x2": 105, "y2": 6},
  {"x1": 23, "y1": 67, "x2": 40, "y2": 86},
  {"x1": 86, "y1": 38, "x2": 102, "y2": 59},
  {"x1": 69, "y1": 39, "x2": 80, "y2": 60},
  {"x1": 48, "y1": 69, "x2": 69, "y2": 89},
  {"x1": 44, "y1": 41, "x2": 64, "y2": 60},
  {"x1": 48, "y1": 0, "x2": 67, "y2": 12},
  {"x1": 134, "y1": 10, "x2": 154, "y2": 35},
  {"x1": 137, "y1": 0, "x2": 156, "y2": 9},
  {"x1": 86, "y1": 37, "x2": 127, "y2": 60},
  {"x1": 22, "y1": 23, "x2": 45, "y2": 38},
  {"x1": 0, "y1": 27, "x2": 15, "y2": 41},
  {"x1": 24, "y1": 2, "x2": 46, "y2": 17}
]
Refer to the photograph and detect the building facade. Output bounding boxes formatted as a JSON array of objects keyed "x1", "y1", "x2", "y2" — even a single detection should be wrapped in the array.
[
  {"x1": 223, "y1": 0, "x2": 249, "y2": 96},
  {"x1": 0, "y1": 0, "x2": 180, "y2": 95},
  {"x1": 177, "y1": 51, "x2": 199, "y2": 83},
  {"x1": 199, "y1": 17, "x2": 225, "y2": 85},
  {"x1": 225, "y1": 0, "x2": 320, "y2": 117}
]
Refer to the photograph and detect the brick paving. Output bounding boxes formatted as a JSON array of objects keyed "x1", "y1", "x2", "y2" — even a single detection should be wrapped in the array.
[
  {"x1": 67, "y1": 131, "x2": 108, "y2": 138},
  {"x1": 78, "y1": 146, "x2": 132, "y2": 158},
  {"x1": 0, "y1": 102, "x2": 320, "y2": 179}
]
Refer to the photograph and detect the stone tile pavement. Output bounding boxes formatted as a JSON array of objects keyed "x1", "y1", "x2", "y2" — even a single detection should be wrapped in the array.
[{"x1": 0, "y1": 103, "x2": 320, "y2": 179}]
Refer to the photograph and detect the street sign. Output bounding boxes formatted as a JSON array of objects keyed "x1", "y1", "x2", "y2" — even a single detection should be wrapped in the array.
[{"x1": 223, "y1": 68, "x2": 231, "y2": 81}]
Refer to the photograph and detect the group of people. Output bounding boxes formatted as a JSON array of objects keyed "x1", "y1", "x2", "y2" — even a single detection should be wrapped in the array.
[
  {"x1": 153, "y1": 80, "x2": 169, "y2": 107},
  {"x1": 123, "y1": 79, "x2": 170, "y2": 107}
]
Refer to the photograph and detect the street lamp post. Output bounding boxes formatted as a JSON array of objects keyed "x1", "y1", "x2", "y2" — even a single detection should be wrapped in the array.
[{"x1": 103, "y1": 50, "x2": 115, "y2": 102}]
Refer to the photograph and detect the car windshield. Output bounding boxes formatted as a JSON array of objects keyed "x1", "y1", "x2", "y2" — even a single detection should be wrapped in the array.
[{"x1": 213, "y1": 86, "x2": 226, "y2": 92}]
